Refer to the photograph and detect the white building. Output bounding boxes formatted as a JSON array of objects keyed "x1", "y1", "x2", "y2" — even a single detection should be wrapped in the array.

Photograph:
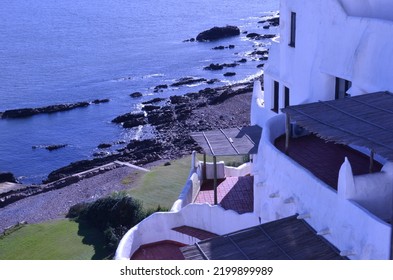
[{"x1": 116, "y1": 0, "x2": 393, "y2": 260}]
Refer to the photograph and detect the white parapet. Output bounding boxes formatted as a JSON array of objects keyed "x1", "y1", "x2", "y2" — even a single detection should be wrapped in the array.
[{"x1": 115, "y1": 203, "x2": 259, "y2": 260}]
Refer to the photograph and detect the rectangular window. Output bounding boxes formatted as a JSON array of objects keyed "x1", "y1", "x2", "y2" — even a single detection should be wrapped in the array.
[
  {"x1": 335, "y1": 77, "x2": 352, "y2": 99},
  {"x1": 284, "y1": 86, "x2": 290, "y2": 108},
  {"x1": 272, "y1": 81, "x2": 279, "y2": 113},
  {"x1": 289, "y1": 12, "x2": 296, "y2": 47}
]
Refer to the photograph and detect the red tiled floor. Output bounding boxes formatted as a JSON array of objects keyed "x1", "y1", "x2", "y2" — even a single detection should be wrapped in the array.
[
  {"x1": 194, "y1": 176, "x2": 253, "y2": 214},
  {"x1": 131, "y1": 240, "x2": 186, "y2": 260},
  {"x1": 275, "y1": 134, "x2": 382, "y2": 189}
]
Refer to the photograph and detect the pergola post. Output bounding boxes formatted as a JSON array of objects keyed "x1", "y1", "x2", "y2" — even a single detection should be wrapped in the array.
[
  {"x1": 213, "y1": 155, "x2": 218, "y2": 205},
  {"x1": 203, "y1": 153, "x2": 207, "y2": 181},
  {"x1": 391, "y1": 193, "x2": 393, "y2": 260},
  {"x1": 369, "y1": 149, "x2": 375, "y2": 173},
  {"x1": 285, "y1": 113, "x2": 291, "y2": 154}
]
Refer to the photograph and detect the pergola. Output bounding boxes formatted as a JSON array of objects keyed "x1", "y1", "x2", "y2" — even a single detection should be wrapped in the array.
[
  {"x1": 282, "y1": 92, "x2": 393, "y2": 171},
  {"x1": 282, "y1": 91, "x2": 393, "y2": 259},
  {"x1": 191, "y1": 125, "x2": 262, "y2": 204}
]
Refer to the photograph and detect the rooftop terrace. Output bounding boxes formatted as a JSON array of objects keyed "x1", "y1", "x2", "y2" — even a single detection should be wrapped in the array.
[{"x1": 274, "y1": 134, "x2": 382, "y2": 189}]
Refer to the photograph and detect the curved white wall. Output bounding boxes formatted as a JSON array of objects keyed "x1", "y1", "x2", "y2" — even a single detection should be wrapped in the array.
[
  {"x1": 253, "y1": 115, "x2": 391, "y2": 259},
  {"x1": 115, "y1": 203, "x2": 259, "y2": 260}
]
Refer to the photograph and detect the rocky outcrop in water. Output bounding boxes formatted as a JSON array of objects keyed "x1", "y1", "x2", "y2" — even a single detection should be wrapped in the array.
[
  {"x1": 196, "y1": 26, "x2": 240, "y2": 42},
  {"x1": 1, "y1": 99, "x2": 110, "y2": 119},
  {"x1": 130, "y1": 92, "x2": 143, "y2": 98},
  {"x1": 170, "y1": 77, "x2": 207, "y2": 87},
  {"x1": 204, "y1": 62, "x2": 239, "y2": 71},
  {"x1": 259, "y1": 15, "x2": 280, "y2": 26},
  {"x1": 32, "y1": 144, "x2": 68, "y2": 151}
]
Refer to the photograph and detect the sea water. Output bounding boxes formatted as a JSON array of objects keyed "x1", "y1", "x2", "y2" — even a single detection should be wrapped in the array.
[{"x1": 0, "y1": 0, "x2": 278, "y2": 183}]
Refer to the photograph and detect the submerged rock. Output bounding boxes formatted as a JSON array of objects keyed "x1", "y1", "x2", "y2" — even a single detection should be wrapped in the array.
[
  {"x1": 130, "y1": 92, "x2": 143, "y2": 98},
  {"x1": 45, "y1": 144, "x2": 68, "y2": 151},
  {"x1": 92, "y1": 99, "x2": 110, "y2": 104},
  {"x1": 196, "y1": 26, "x2": 240, "y2": 42},
  {"x1": 223, "y1": 72, "x2": 236, "y2": 77}
]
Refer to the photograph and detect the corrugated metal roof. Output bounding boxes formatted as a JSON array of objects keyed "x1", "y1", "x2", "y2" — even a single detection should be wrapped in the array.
[{"x1": 190, "y1": 125, "x2": 262, "y2": 156}]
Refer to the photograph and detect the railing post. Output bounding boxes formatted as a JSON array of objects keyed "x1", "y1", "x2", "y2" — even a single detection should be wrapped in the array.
[
  {"x1": 285, "y1": 113, "x2": 290, "y2": 154},
  {"x1": 369, "y1": 149, "x2": 375, "y2": 173},
  {"x1": 203, "y1": 153, "x2": 207, "y2": 181},
  {"x1": 213, "y1": 155, "x2": 218, "y2": 205}
]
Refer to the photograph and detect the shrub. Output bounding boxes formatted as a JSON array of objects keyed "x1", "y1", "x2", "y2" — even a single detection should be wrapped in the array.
[
  {"x1": 67, "y1": 193, "x2": 167, "y2": 256},
  {"x1": 66, "y1": 202, "x2": 89, "y2": 219}
]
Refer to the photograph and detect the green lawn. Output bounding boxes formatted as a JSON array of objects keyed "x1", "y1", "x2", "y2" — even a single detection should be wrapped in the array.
[
  {"x1": 126, "y1": 156, "x2": 192, "y2": 210},
  {"x1": 0, "y1": 156, "x2": 194, "y2": 260},
  {"x1": 0, "y1": 219, "x2": 110, "y2": 260}
]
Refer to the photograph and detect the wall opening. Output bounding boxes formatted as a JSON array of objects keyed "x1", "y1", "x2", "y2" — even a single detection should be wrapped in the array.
[
  {"x1": 284, "y1": 86, "x2": 290, "y2": 108},
  {"x1": 272, "y1": 81, "x2": 279, "y2": 113},
  {"x1": 289, "y1": 12, "x2": 296, "y2": 47},
  {"x1": 335, "y1": 77, "x2": 352, "y2": 99}
]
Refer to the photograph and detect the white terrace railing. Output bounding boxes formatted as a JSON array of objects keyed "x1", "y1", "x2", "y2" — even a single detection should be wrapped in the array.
[
  {"x1": 170, "y1": 151, "x2": 252, "y2": 212},
  {"x1": 115, "y1": 203, "x2": 259, "y2": 260}
]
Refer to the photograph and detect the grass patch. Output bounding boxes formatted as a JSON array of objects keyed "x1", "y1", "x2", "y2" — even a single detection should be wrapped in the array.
[
  {"x1": 197, "y1": 154, "x2": 248, "y2": 167},
  {"x1": 127, "y1": 156, "x2": 192, "y2": 210},
  {"x1": 0, "y1": 219, "x2": 110, "y2": 260}
]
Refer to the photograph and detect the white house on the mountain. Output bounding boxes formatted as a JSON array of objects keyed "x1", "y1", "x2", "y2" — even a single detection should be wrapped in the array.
[{"x1": 116, "y1": 0, "x2": 393, "y2": 260}]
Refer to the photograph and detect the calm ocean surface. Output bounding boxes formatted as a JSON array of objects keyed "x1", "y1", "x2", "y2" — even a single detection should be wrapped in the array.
[{"x1": 0, "y1": 0, "x2": 278, "y2": 183}]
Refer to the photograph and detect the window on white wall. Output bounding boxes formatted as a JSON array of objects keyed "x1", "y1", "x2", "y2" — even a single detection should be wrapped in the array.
[
  {"x1": 289, "y1": 12, "x2": 296, "y2": 47},
  {"x1": 335, "y1": 77, "x2": 352, "y2": 99},
  {"x1": 272, "y1": 81, "x2": 279, "y2": 113},
  {"x1": 284, "y1": 86, "x2": 290, "y2": 108}
]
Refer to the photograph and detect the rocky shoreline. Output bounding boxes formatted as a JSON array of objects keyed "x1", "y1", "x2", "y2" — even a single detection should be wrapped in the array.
[
  {"x1": 0, "y1": 79, "x2": 256, "y2": 232},
  {"x1": 45, "y1": 79, "x2": 258, "y2": 182},
  {"x1": 0, "y1": 12, "x2": 279, "y2": 209}
]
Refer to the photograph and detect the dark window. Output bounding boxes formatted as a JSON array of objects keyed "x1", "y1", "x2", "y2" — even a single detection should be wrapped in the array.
[
  {"x1": 289, "y1": 12, "x2": 296, "y2": 47},
  {"x1": 335, "y1": 77, "x2": 352, "y2": 99},
  {"x1": 284, "y1": 86, "x2": 290, "y2": 108},
  {"x1": 272, "y1": 81, "x2": 279, "y2": 113}
]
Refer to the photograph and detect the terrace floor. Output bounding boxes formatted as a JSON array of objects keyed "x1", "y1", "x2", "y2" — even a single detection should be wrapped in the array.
[
  {"x1": 131, "y1": 241, "x2": 186, "y2": 260},
  {"x1": 194, "y1": 176, "x2": 254, "y2": 214},
  {"x1": 275, "y1": 134, "x2": 383, "y2": 189}
]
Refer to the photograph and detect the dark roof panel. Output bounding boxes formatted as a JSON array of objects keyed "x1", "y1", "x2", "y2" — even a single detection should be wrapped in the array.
[
  {"x1": 180, "y1": 215, "x2": 346, "y2": 260},
  {"x1": 282, "y1": 92, "x2": 393, "y2": 160},
  {"x1": 191, "y1": 125, "x2": 262, "y2": 156}
]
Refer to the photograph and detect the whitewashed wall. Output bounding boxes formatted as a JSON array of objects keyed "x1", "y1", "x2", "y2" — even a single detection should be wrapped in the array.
[
  {"x1": 253, "y1": 114, "x2": 391, "y2": 259},
  {"x1": 262, "y1": 0, "x2": 393, "y2": 125},
  {"x1": 115, "y1": 203, "x2": 259, "y2": 260},
  {"x1": 339, "y1": 159, "x2": 393, "y2": 222}
]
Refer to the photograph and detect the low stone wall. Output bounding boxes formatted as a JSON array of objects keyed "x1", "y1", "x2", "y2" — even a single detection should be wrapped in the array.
[{"x1": 0, "y1": 162, "x2": 118, "y2": 208}]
